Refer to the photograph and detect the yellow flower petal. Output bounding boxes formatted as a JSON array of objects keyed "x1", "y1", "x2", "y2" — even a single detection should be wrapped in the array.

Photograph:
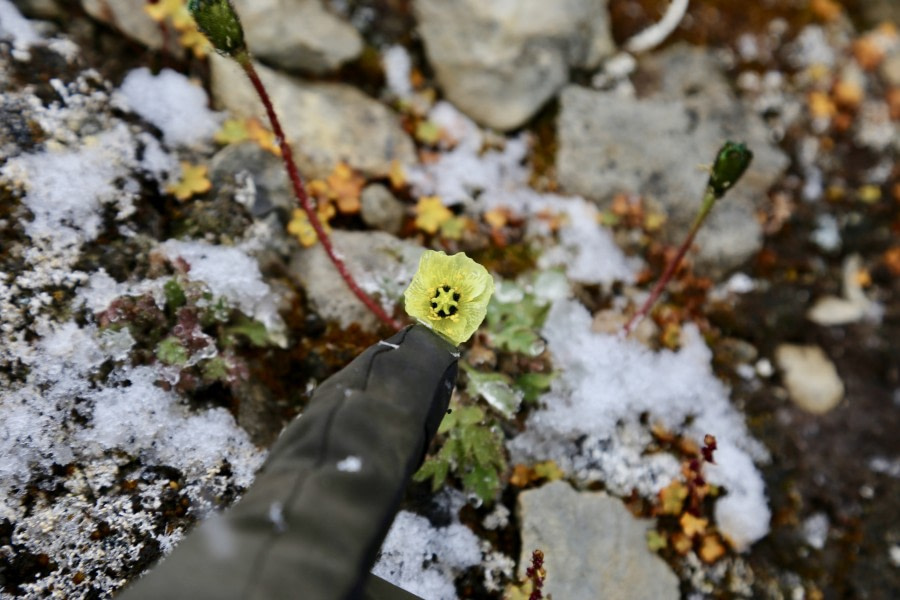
[
  {"x1": 167, "y1": 162, "x2": 211, "y2": 201},
  {"x1": 404, "y1": 250, "x2": 494, "y2": 345},
  {"x1": 287, "y1": 204, "x2": 334, "y2": 247},
  {"x1": 414, "y1": 196, "x2": 452, "y2": 234}
]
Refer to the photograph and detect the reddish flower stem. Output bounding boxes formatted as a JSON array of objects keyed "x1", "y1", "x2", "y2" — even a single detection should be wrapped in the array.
[
  {"x1": 622, "y1": 187, "x2": 717, "y2": 337},
  {"x1": 237, "y1": 55, "x2": 401, "y2": 330}
]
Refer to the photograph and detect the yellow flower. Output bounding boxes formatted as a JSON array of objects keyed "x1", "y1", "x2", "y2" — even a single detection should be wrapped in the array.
[
  {"x1": 404, "y1": 250, "x2": 494, "y2": 345},
  {"x1": 287, "y1": 203, "x2": 335, "y2": 247},
  {"x1": 167, "y1": 162, "x2": 211, "y2": 201},
  {"x1": 414, "y1": 196, "x2": 453, "y2": 234}
]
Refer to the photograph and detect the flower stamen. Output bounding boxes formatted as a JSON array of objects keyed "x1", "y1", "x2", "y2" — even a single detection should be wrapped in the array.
[{"x1": 431, "y1": 284, "x2": 461, "y2": 320}]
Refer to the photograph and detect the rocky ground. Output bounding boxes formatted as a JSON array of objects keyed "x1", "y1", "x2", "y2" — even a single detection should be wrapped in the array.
[{"x1": 0, "y1": 0, "x2": 898, "y2": 598}]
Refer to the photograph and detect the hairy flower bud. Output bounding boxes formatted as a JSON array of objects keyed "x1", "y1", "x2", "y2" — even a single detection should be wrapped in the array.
[
  {"x1": 188, "y1": 0, "x2": 246, "y2": 59},
  {"x1": 707, "y1": 141, "x2": 753, "y2": 199}
]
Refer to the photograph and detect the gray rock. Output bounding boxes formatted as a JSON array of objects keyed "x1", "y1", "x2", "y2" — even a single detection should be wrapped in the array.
[
  {"x1": 288, "y1": 231, "x2": 423, "y2": 330},
  {"x1": 232, "y1": 0, "x2": 362, "y2": 73},
  {"x1": 518, "y1": 481, "x2": 679, "y2": 600},
  {"x1": 774, "y1": 344, "x2": 845, "y2": 415},
  {"x1": 81, "y1": 0, "x2": 162, "y2": 49},
  {"x1": 360, "y1": 183, "x2": 405, "y2": 234},
  {"x1": 881, "y1": 50, "x2": 900, "y2": 88},
  {"x1": 414, "y1": 0, "x2": 613, "y2": 131},
  {"x1": 210, "y1": 141, "x2": 292, "y2": 218},
  {"x1": 210, "y1": 54, "x2": 416, "y2": 179},
  {"x1": 557, "y1": 46, "x2": 789, "y2": 273}
]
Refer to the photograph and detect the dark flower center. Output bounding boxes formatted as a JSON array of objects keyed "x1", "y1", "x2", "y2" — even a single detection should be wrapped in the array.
[{"x1": 431, "y1": 284, "x2": 461, "y2": 319}]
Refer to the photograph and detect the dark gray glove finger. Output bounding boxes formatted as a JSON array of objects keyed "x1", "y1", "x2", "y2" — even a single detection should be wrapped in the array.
[{"x1": 116, "y1": 325, "x2": 458, "y2": 600}]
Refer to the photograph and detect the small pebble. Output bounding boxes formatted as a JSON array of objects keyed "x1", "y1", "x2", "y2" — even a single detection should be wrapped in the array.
[
  {"x1": 775, "y1": 344, "x2": 845, "y2": 414},
  {"x1": 360, "y1": 183, "x2": 405, "y2": 235}
]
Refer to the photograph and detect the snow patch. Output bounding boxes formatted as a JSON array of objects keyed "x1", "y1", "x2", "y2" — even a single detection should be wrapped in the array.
[
  {"x1": 118, "y1": 68, "x2": 221, "y2": 147},
  {"x1": 81, "y1": 366, "x2": 261, "y2": 487},
  {"x1": 383, "y1": 45, "x2": 412, "y2": 99},
  {"x1": 2, "y1": 124, "x2": 139, "y2": 252},
  {"x1": 508, "y1": 299, "x2": 771, "y2": 550},
  {"x1": 373, "y1": 510, "x2": 482, "y2": 600},
  {"x1": 0, "y1": 0, "x2": 40, "y2": 50},
  {"x1": 408, "y1": 102, "x2": 637, "y2": 285}
]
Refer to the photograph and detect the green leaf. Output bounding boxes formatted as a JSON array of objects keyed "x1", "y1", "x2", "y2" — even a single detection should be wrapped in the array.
[
  {"x1": 156, "y1": 336, "x2": 189, "y2": 366},
  {"x1": 202, "y1": 356, "x2": 229, "y2": 381},
  {"x1": 456, "y1": 405, "x2": 485, "y2": 427},
  {"x1": 463, "y1": 425, "x2": 504, "y2": 469},
  {"x1": 532, "y1": 460, "x2": 564, "y2": 481},
  {"x1": 415, "y1": 120, "x2": 441, "y2": 145},
  {"x1": 414, "y1": 457, "x2": 450, "y2": 492},
  {"x1": 485, "y1": 279, "x2": 551, "y2": 357},
  {"x1": 437, "y1": 410, "x2": 457, "y2": 434},
  {"x1": 515, "y1": 371, "x2": 557, "y2": 404},
  {"x1": 436, "y1": 437, "x2": 460, "y2": 466},
  {"x1": 200, "y1": 296, "x2": 231, "y2": 327},
  {"x1": 647, "y1": 529, "x2": 668, "y2": 552},
  {"x1": 423, "y1": 400, "x2": 506, "y2": 505},
  {"x1": 163, "y1": 279, "x2": 186, "y2": 312},
  {"x1": 490, "y1": 325, "x2": 546, "y2": 357},
  {"x1": 462, "y1": 363, "x2": 522, "y2": 419},
  {"x1": 462, "y1": 463, "x2": 501, "y2": 505},
  {"x1": 226, "y1": 316, "x2": 271, "y2": 347}
]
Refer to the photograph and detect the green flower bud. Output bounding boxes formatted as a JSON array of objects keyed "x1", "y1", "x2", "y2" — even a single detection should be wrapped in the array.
[
  {"x1": 188, "y1": 0, "x2": 246, "y2": 59},
  {"x1": 707, "y1": 141, "x2": 753, "y2": 199}
]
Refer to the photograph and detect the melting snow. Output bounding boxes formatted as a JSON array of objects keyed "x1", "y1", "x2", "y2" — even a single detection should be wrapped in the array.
[
  {"x1": 118, "y1": 67, "x2": 222, "y2": 147},
  {"x1": 0, "y1": 0, "x2": 39, "y2": 50},
  {"x1": 509, "y1": 299, "x2": 772, "y2": 550},
  {"x1": 373, "y1": 510, "x2": 483, "y2": 600}
]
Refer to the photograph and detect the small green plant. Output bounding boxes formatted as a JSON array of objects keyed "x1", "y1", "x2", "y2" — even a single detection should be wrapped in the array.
[
  {"x1": 504, "y1": 548, "x2": 547, "y2": 600},
  {"x1": 623, "y1": 141, "x2": 753, "y2": 336},
  {"x1": 414, "y1": 272, "x2": 561, "y2": 501},
  {"x1": 189, "y1": 0, "x2": 400, "y2": 329},
  {"x1": 462, "y1": 362, "x2": 522, "y2": 419},
  {"x1": 414, "y1": 402, "x2": 507, "y2": 505},
  {"x1": 485, "y1": 270, "x2": 566, "y2": 356},
  {"x1": 99, "y1": 273, "x2": 277, "y2": 392}
]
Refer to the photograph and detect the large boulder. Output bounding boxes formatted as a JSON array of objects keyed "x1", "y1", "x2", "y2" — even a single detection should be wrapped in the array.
[{"x1": 414, "y1": 0, "x2": 613, "y2": 131}]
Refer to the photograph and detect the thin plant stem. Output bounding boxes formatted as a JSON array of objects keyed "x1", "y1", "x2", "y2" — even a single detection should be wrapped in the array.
[
  {"x1": 236, "y1": 53, "x2": 401, "y2": 330},
  {"x1": 622, "y1": 186, "x2": 717, "y2": 337}
]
